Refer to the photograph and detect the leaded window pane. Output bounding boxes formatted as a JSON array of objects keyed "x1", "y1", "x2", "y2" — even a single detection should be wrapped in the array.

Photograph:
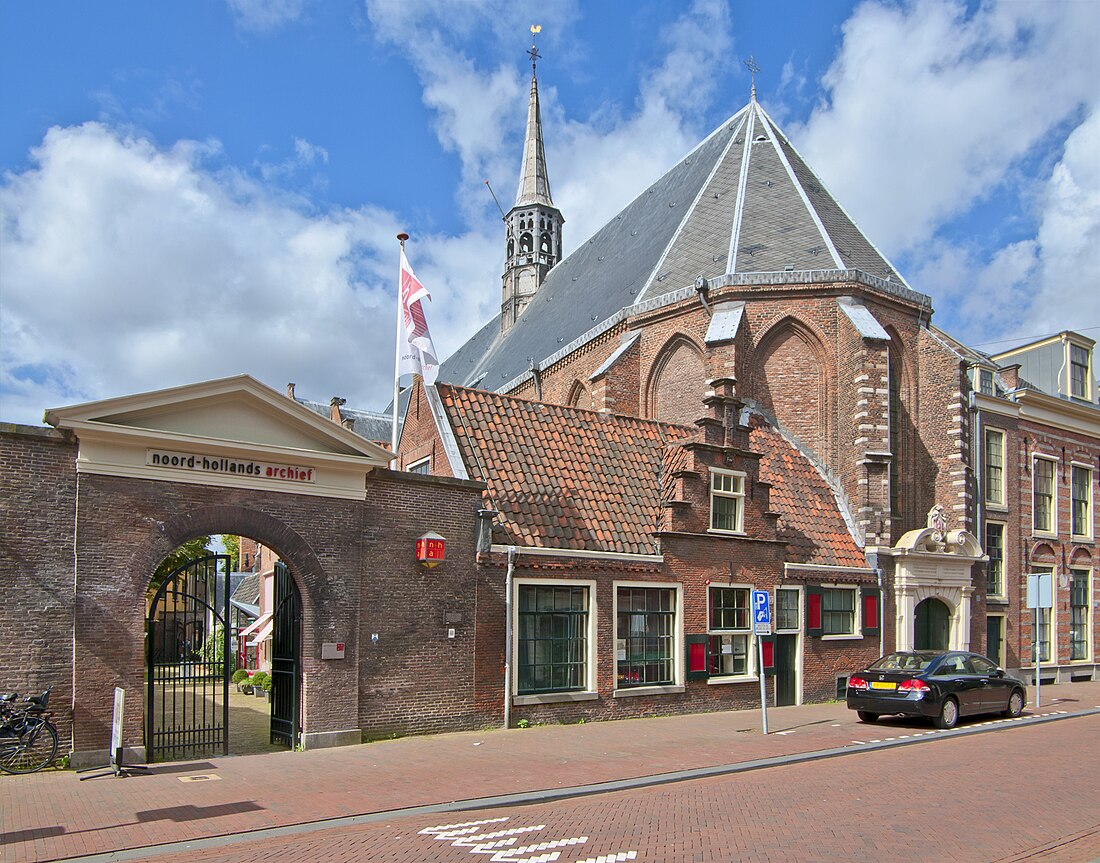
[
  {"x1": 776, "y1": 589, "x2": 799, "y2": 631},
  {"x1": 1070, "y1": 345, "x2": 1089, "y2": 398},
  {"x1": 985, "y1": 523, "x2": 1004, "y2": 596},
  {"x1": 517, "y1": 585, "x2": 588, "y2": 694},
  {"x1": 1072, "y1": 466, "x2": 1091, "y2": 536},
  {"x1": 617, "y1": 587, "x2": 675, "y2": 687},
  {"x1": 708, "y1": 634, "x2": 749, "y2": 676},
  {"x1": 821, "y1": 588, "x2": 855, "y2": 635},
  {"x1": 1070, "y1": 570, "x2": 1090, "y2": 661},
  {"x1": 709, "y1": 587, "x2": 749, "y2": 630},
  {"x1": 1034, "y1": 459, "x2": 1055, "y2": 532},
  {"x1": 985, "y1": 430, "x2": 1004, "y2": 503}
]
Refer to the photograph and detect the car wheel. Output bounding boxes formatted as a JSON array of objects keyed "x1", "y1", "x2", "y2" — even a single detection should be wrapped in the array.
[
  {"x1": 934, "y1": 697, "x2": 959, "y2": 730},
  {"x1": 857, "y1": 711, "x2": 879, "y2": 723},
  {"x1": 1003, "y1": 689, "x2": 1025, "y2": 718}
]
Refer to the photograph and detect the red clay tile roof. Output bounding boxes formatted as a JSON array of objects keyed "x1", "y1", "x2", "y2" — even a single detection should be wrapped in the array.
[
  {"x1": 438, "y1": 385, "x2": 692, "y2": 555},
  {"x1": 436, "y1": 384, "x2": 864, "y2": 566},
  {"x1": 748, "y1": 417, "x2": 866, "y2": 568}
]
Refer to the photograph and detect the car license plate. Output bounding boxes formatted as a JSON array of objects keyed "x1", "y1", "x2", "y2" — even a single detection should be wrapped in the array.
[{"x1": 870, "y1": 681, "x2": 897, "y2": 690}]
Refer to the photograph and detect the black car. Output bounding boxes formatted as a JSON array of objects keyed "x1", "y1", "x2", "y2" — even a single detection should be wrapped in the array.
[{"x1": 846, "y1": 651, "x2": 1027, "y2": 730}]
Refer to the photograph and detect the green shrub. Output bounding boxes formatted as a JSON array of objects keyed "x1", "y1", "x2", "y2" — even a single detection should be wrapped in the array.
[
  {"x1": 261, "y1": 675, "x2": 273, "y2": 692},
  {"x1": 251, "y1": 671, "x2": 269, "y2": 688},
  {"x1": 231, "y1": 669, "x2": 250, "y2": 685},
  {"x1": 199, "y1": 625, "x2": 237, "y2": 674}
]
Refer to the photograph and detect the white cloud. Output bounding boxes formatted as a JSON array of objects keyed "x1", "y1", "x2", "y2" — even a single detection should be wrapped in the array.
[
  {"x1": 0, "y1": 123, "x2": 398, "y2": 424},
  {"x1": 791, "y1": 0, "x2": 1099, "y2": 343},
  {"x1": 227, "y1": 0, "x2": 307, "y2": 33}
]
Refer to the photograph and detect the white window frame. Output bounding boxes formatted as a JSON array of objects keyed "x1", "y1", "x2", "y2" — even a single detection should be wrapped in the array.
[
  {"x1": 708, "y1": 468, "x2": 746, "y2": 535},
  {"x1": 820, "y1": 585, "x2": 861, "y2": 640},
  {"x1": 1030, "y1": 565, "x2": 1056, "y2": 663},
  {"x1": 1069, "y1": 568, "x2": 1092, "y2": 663},
  {"x1": 1032, "y1": 456, "x2": 1058, "y2": 536},
  {"x1": 984, "y1": 428, "x2": 1006, "y2": 507},
  {"x1": 985, "y1": 521, "x2": 1007, "y2": 599},
  {"x1": 407, "y1": 456, "x2": 431, "y2": 475},
  {"x1": 775, "y1": 586, "x2": 802, "y2": 633},
  {"x1": 985, "y1": 612, "x2": 1006, "y2": 668},
  {"x1": 512, "y1": 578, "x2": 598, "y2": 705},
  {"x1": 1067, "y1": 341, "x2": 1092, "y2": 400},
  {"x1": 706, "y1": 583, "x2": 756, "y2": 683},
  {"x1": 1070, "y1": 463, "x2": 1094, "y2": 540},
  {"x1": 613, "y1": 581, "x2": 684, "y2": 697}
]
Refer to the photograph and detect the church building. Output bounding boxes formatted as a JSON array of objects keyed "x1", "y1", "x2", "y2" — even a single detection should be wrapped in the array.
[{"x1": 397, "y1": 53, "x2": 1099, "y2": 720}]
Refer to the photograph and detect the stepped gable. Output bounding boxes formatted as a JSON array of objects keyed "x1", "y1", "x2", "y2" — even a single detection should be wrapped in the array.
[
  {"x1": 435, "y1": 385, "x2": 864, "y2": 566},
  {"x1": 439, "y1": 97, "x2": 916, "y2": 394},
  {"x1": 748, "y1": 416, "x2": 865, "y2": 567}
]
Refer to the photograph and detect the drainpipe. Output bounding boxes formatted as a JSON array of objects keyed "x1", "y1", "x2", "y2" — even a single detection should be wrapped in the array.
[{"x1": 504, "y1": 546, "x2": 517, "y2": 730}]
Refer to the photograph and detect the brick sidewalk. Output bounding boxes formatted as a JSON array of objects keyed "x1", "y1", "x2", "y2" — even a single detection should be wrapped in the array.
[{"x1": 3, "y1": 680, "x2": 1098, "y2": 863}]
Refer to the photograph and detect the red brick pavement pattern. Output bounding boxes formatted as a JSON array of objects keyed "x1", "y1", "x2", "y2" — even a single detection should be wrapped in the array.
[
  {"x1": 118, "y1": 713, "x2": 1100, "y2": 863},
  {"x1": 2, "y1": 682, "x2": 1099, "y2": 863}
]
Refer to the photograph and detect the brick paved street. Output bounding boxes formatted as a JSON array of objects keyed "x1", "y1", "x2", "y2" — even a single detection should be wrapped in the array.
[
  {"x1": 129, "y1": 714, "x2": 1100, "y2": 863},
  {"x1": 2, "y1": 681, "x2": 1098, "y2": 863}
]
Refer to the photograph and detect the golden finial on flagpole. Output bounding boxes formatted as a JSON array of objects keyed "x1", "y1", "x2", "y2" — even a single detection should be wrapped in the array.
[{"x1": 397, "y1": 232, "x2": 409, "y2": 248}]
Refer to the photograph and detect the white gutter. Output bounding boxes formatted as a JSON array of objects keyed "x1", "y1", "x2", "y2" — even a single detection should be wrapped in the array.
[{"x1": 490, "y1": 544, "x2": 663, "y2": 564}]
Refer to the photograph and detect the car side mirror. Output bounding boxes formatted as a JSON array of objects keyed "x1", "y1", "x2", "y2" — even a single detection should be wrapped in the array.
[{"x1": 990, "y1": 668, "x2": 1005, "y2": 678}]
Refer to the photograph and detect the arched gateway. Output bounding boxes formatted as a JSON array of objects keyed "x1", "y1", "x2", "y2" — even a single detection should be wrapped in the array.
[{"x1": 17, "y1": 374, "x2": 487, "y2": 767}]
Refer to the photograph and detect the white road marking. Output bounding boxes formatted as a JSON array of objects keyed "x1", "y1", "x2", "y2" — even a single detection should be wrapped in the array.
[
  {"x1": 453, "y1": 826, "x2": 546, "y2": 847},
  {"x1": 420, "y1": 818, "x2": 509, "y2": 836},
  {"x1": 575, "y1": 853, "x2": 639, "y2": 863},
  {"x1": 489, "y1": 837, "x2": 589, "y2": 861}
]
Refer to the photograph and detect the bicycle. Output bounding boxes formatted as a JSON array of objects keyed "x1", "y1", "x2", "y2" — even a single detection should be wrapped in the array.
[{"x1": 0, "y1": 687, "x2": 59, "y2": 774}]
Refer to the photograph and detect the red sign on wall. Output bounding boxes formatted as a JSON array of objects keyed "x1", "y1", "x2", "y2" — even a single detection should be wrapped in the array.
[{"x1": 416, "y1": 532, "x2": 446, "y2": 568}]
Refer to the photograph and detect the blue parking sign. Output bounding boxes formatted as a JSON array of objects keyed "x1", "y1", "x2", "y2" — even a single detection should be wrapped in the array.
[{"x1": 752, "y1": 589, "x2": 771, "y2": 625}]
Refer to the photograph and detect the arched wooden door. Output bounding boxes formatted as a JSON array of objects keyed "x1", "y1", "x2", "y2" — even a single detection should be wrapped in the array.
[{"x1": 914, "y1": 598, "x2": 950, "y2": 651}]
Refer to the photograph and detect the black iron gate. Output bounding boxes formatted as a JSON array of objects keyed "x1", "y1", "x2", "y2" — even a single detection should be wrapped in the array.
[
  {"x1": 147, "y1": 554, "x2": 231, "y2": 761},
  {"x1": 270, "y1": 561, "x2": 301, "y2": 748}
]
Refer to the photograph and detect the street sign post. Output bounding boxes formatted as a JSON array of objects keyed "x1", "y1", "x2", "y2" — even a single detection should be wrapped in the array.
[
  {"x1": 752, "y1": 590, "x2": 771, "y2": 734},
  {"x1": 1026, "y1": 572, "x2": 1053, "y2": 708}
]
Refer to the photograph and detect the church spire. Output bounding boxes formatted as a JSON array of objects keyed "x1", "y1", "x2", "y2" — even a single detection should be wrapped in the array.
[
  {"x1": 515, "y1": 33, "x2": 554, "y2": 208},
  {"x1": 501, "y1": 25, "x2": 564, "y2": 335}
]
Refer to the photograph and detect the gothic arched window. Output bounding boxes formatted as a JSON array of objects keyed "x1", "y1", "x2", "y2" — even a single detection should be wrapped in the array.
[
  {"x1": 520, "y1": 233, "x2": 533, "y2": 253},
  {"x1": 540, "y1": 232, "x2": 552, "y2": 254},
  {"x1": 507, "y1": 238, "x2": 514, "y2": 258}
]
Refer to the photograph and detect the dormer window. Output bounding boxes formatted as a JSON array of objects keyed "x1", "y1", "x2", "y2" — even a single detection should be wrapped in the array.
[
  {"x1": 979, "y1": 369, "x2": 994, "y2": 396},
  {"x1": 1070, "y1": 343, "x2": 1090, "y2": 399}
]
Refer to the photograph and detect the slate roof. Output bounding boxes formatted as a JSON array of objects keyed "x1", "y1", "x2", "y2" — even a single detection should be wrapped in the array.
[
  {"x1": 297, "y1": 398, "x2": 392, "y2": 445},
  {"x1": 438, "y1": 97, "x2": 924, "y2": 396},
  {"x1": 435, "y1": 384, "x2": 864, "y2": 566}
]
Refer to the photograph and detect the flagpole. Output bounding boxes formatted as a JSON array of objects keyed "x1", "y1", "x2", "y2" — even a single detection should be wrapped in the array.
[{"x1": 392, "y1": 232, "x2": 409, "y2": 468}]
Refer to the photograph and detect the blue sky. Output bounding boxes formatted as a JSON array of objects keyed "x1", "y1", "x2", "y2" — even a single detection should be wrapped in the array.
[{"x1": 2, "y1": 0, "x2": 1097, "y2": 424}]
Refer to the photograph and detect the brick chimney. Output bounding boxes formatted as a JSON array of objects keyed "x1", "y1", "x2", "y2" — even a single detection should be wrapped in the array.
[{"x1": 329, "y1": 397, "x2": 346, "y2": 423}]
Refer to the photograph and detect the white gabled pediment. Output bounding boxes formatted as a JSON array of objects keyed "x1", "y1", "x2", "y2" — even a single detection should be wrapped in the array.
[
  {"x1": 44, "y1": 375, "x2": 392, "y2": 499},
  {"x1": 45, "y1": 374, "x2": 390, "y2": 461}
]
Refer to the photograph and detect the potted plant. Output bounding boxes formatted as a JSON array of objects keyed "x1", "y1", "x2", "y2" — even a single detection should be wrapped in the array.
[
  {"x1": 251, "y1": 671, "x2": 268, "y2": 697},
  {"x1": 232, "y1": 669, "x2": 250, "y2": 692},
  {"x1": 261, "y1": 674, "x2": 273, "y2": 701}
]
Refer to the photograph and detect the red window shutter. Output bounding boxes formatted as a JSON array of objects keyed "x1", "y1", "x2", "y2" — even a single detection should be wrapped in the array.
[
  {"x1": 686, "y1": 634, "x2": 709, "y2": 680},
  {"x1": 807, "y1": 588, "x2": 823, "y2": 635},
  {"x1": 761, "y1": 638, "x2": 774, "y2": 669},
  {"x1": 861, "y1": 587, "x2": 881, "y2": 637}
]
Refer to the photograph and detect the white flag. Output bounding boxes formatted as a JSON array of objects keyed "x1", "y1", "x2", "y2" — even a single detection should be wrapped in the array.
[{"x1": 398, "y1": 248, "x2": 439, "y2": 385}]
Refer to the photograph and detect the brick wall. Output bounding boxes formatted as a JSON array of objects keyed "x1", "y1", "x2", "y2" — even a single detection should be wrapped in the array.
[{"x1": 0, "y1": 425, "x2": 78, "y2": 752}]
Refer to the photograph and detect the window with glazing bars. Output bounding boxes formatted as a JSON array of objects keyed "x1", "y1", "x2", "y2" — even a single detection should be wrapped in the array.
[
  {"x1": 985, "y1": 523, "x2": 1004, "y2": 596},
  {"x1": 822, "y1": 588, "x2": 856, "y2": 635},
  {"x1": 708, "y1": 587, "x2": 750, "y2": 676},
  {"x1": 1072, "y1": 466, "x2": 1092, "y2": 537},
  {"x1": 517, "y1": 585, "x2": 588, "y2": 694},
  {"x1": 616, "y1": 587, "x2": 675, "y2": 687},
  {"x1": 1070, "y1": 570, "x2": 1090, "y2": 661},
  {"x1": 1033, "y1": 459, "x2": 1055, "y2": 533},
  {"x1": 1070, "y1": 344, "x2": 1089, "y2": 399},
  {"x1": 776, "y1": 588, "x2": 800, "y2": 631},
  {"x1": 985, "y1": 430, "x2": 1004, "y2": 504},
  {"x1": 710, "y1": 471, "x2": 744, "y2": 532},
  {"x1": 978, "y1": 369, "x2": 995, "y2": 396}
]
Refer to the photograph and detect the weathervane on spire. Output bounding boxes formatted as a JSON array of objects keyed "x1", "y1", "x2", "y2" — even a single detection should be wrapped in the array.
[
  {"x1": 528, "y1": 24, "x2": 542, "y2": 72},
  {"x1": 744, "y1": 55, "x2": 760, "y2": 101}
]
